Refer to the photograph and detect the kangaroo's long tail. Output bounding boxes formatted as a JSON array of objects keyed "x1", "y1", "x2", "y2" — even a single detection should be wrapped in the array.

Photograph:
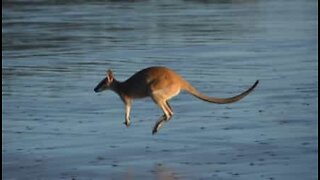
[{"x1": 182, "y1": 80, "x2": 259, "y2": 104}]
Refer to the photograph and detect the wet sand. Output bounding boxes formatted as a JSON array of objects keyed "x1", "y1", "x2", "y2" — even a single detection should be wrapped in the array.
[{"x1": 2, "y1": 0, "x2": 318, "y2": 179}]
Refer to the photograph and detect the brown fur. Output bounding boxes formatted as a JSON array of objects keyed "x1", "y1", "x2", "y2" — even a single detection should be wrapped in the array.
[{"x1": 94, "y1": 66, "x2": 259, "y2": 134}]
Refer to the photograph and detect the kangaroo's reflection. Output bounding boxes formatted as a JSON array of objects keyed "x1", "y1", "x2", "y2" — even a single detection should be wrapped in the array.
[
  {"x1": 153, "y1": 163, "x2": 179, "y2": 180},
  {"x1": 124, "y1": 163, "x2": 179, "y2": 180}
]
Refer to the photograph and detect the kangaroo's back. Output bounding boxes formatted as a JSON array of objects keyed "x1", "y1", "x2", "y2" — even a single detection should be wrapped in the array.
[
  {"x1": 121, "y1": 66, "x2": 184, "y2": 98},
  {"x1": 126, "y1": 66, "x2": 183, "y2": 83}
]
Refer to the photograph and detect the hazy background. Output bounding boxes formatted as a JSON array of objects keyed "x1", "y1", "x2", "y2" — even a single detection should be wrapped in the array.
[{"x1": 2, "y1": 0, "x2": 318, "y2": 179}]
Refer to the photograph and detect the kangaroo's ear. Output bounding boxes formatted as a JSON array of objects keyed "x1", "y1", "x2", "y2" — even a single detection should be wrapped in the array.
[{"x1": 106, "y1": 69, "x2": 114, "y2": 82}]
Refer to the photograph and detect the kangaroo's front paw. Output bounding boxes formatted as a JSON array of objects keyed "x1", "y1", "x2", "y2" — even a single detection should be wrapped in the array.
[{"x1": 124, "y1": 121, "x2": 131, "y2": 127}]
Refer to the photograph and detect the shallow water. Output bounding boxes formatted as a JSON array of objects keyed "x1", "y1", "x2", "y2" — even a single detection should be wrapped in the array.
[{"x1": 2, "y1": 0, "x2": 318, "y2": 179}]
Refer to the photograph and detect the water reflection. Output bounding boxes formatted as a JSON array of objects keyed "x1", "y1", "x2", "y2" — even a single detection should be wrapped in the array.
[{"x1": 2, "y1": 0, "x2": 260, "y2": 60}]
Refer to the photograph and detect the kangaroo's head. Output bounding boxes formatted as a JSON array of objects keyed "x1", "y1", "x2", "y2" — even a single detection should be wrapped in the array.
[{"x1": 94, "y1": 69, "x2": 114, "y2": 93}]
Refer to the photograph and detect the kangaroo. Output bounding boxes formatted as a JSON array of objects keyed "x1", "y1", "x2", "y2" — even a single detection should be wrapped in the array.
[{"x1": 94, "y1": 66, "x2": 259, "y2": 134}]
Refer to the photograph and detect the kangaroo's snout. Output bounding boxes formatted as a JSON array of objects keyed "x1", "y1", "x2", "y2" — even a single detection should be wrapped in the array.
[
  {"x1": 94, "y1": 79, "x2": 107, "y2": 93},
  {"x1": 94, "y1": 85, "x2": 104, "y2": 93},
  {"x1": 94, "y1": 87, "x2": 99, "y2": 93}
]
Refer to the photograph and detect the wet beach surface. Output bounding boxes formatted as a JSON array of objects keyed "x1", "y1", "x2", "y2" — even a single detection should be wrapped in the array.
[{"x1": 2, "y1": 0, "x2": 318, "y2": 179}]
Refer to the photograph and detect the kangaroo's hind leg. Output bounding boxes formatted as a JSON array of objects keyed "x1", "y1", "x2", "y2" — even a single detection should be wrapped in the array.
[
  {"x1": 152, "y1": 115, "x2": 166, "y2": 135},
  {"x1": 149, "y1": 82, "x2": 178, "y2": 134},
  {"x1": 166, "y1": 101, "x2": 173, "y2": 117},
  {"x1": 151, "y1": 97, "x2": 173, "y2": 134}
]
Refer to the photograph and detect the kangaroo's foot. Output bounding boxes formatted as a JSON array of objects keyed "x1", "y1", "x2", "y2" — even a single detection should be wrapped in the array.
[
  {"x1": 152, "y1": 115, "x2": 172, "y2": 135},
  {"x1": 152, "y1": 119, "x2": 164, "y2": 134},
  {"x1": 124, "y1": 120, "x2": 131, "y2": 127}
]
